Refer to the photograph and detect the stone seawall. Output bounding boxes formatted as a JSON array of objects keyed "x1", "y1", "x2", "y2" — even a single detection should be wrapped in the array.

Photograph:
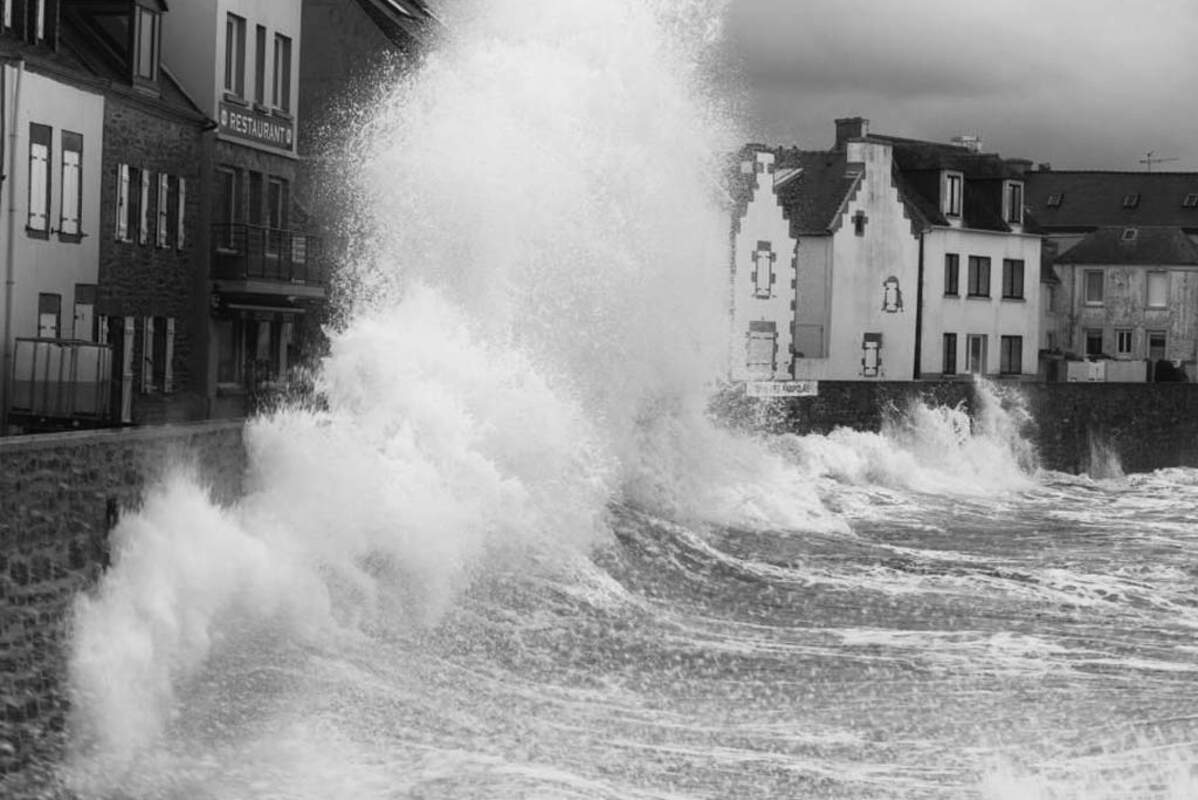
[
  {"x1": 715, "y1": 380, "x2": 1198, "y2": 475},
  {"x1": 0, "y1": 421, "x2": 245, "y2": 790}
]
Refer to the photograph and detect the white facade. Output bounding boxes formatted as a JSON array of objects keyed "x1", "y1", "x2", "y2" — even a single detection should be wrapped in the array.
[
  {"x1": 922, "y1": 227, "x2": 1042, "y2": 378},
  {"x1": 730, "y1": 150, "x2": 797, "y2": 381},
  {"x1": 162, "y1": 0, "x2": 301, "y2": 156},
  {"x1": 796, "y1": 140, "x2": 921, "y2": 381},
  {"x1": 0, "y1": 65, "x2": 104, "y2": 417}
]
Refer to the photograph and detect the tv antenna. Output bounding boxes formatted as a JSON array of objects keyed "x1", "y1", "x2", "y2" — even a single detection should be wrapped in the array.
[{"x1": 1140, "y1": 151, "x2": 1179, "y2": 171}]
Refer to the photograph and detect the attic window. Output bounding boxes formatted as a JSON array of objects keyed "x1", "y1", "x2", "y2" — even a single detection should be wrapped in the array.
[
  {"x1": 1121, "y1": 227, "x2": 1138, "y2": 242},
  {"x1": 1046, "y1": 193, "x2": 1063, "y2": 208},
  {"x1": 1183, "y1": 193, "x2": 1198, "y2": 208},
  {"x1": 1122, "y1": 193, "x2": 1140, "y2": 208}
]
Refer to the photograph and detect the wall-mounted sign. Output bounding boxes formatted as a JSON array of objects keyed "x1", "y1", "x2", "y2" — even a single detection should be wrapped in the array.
[
  {"x1": 746, "y1": 380, "x2": 819, "y2": 398},
  {"x1": 219, "y1": 101, "x2": 294, "y2": 150}
]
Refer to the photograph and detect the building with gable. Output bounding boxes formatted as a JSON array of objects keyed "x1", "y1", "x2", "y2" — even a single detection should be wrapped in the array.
[
  {"x1": 1026, "y1": 170, "x2": 1198, "y2": 378},
  {"x1": 728, "y1": 118, "x2": 1042, "y2": 383}
]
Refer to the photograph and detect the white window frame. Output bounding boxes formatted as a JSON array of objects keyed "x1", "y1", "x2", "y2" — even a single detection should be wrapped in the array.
[
  {"x1": 1084, "y1": 269, "x2": 1104, "y2": 306},
  {"x1": 28, "y1": 124, "x2": 50, "y2": 233},
  {"x1": 1147, "y1": 271, "x2": 1168, "y2": 309},
  {"x1": 59, "y1": 133, "x2": 82, "y2": 237},
  {"x1": 1004, "y1": 180, "x2": 1023, "y2": 225},
  {"x1": 944, "y1": 171, "x2": 963, "y2": 218},
  {"x1": 272, "y1": 33, "x2": 292, "y2": 112},
  {"x1": 1115, "y1": 328, "x2": 1133, "y2": 356},
  {"x1": 752, "y1": 240, "x2": 775, "y2": 298}
]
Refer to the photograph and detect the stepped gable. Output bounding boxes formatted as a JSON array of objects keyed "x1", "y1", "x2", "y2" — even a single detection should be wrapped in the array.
[{"x1": 1054, "y1": 226, "x2": 1198, "y2": 265}]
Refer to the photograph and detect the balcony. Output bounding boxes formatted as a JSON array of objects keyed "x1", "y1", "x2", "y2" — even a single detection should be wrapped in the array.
[
  {"x1": 9, "y1": 338, "x2": 113, "y2": 429},
  {"x1": 211, "y1": 223, "x2": 326, "y2": 298}
]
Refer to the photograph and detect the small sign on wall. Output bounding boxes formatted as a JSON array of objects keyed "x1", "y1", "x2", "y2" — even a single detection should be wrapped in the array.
[{"x1": 746, "y1": 380, "x2": 819, "y2": 398}]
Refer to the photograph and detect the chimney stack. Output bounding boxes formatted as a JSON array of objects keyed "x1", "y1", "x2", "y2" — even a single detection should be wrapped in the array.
[
  {"x1": 834, "y1": 117, "x2": 869, "y2": 151},
  {"x1": 951, "y1": 135, "x2": 983, "y2": 153},
  {"x1": 1004, "y1": 158, "x2": 1033, "y2": 176}
]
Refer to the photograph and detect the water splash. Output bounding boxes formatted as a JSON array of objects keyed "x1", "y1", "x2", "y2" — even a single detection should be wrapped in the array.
[{"x1": 777, "y1": 379, "x2": 1039, "y2": 497}]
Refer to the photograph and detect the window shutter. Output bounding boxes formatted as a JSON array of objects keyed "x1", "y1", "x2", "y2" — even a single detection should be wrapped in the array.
[
  {"x1": 138, "y1": 169, "x2": 150, "y2": 245},
  {"x1": 164, "y1": 317, "x2": 175, "y2": 393},
  {"x1": 156, "y1": 173, "x2": 169, "y2": 247},
  {"x1": 60, "y1": 146, "x2": 81, "y2": 235},
  {"x1": 28, "y1": 141, "x2": 48, "y2": 231},
  {"x1": 177, "y1": 177, "x2": 186, "y2": 249},
  {"x1": 116, "y1": 164, "x2": 129, "y2": 240}
]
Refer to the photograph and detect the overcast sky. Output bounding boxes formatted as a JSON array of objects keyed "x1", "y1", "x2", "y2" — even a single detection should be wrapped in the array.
[{"x1": 718, "y1": 0, "x2": 1198, "y2": 171}]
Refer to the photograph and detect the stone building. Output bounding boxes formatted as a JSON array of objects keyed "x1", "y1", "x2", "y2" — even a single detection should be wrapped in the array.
[{"x1": 728, "y1": 118, "x2": 1041, "y2": 383}]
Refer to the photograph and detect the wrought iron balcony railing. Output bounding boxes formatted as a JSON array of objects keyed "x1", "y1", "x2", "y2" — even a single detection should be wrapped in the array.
[{"x1": 212, "y1": 223, "x2": 325, "y2": 285}]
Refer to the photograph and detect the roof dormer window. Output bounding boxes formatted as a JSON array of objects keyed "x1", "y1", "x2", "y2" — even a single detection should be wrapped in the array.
[
  {"x1": 1183, "y1": 193, "x2": 1198, "y2": 208},
  {"x1": 1122, "y1": 193, "x2": 1140, "y2": 208},
  {"x1": 1005, "y1": 180, "x2": 1024, "y2": 225},
  {"x1": 943, "y1": 171, "x2": 963, "y2": 218},
  {"x1": 1121, "y1": 227, "x2": 1138, "y2": 242}
]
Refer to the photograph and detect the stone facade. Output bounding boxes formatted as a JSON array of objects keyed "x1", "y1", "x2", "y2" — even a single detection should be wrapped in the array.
[
  {"x1": 99, "y1": 96, "x2": 208, "y2": 426},
  {"x1": 0, "y1": 422, "x2": 244, "y2": 790}
]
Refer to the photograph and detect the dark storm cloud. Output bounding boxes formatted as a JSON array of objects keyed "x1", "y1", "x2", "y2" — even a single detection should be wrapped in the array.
[{"x1": 720, "y1": 0, "x2": 1198, "y2": 170}]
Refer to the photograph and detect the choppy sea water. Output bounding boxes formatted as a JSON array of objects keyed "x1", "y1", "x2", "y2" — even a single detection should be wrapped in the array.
[{"x1": 49, "y1": 1, "x2": 1198, "y2": 797}]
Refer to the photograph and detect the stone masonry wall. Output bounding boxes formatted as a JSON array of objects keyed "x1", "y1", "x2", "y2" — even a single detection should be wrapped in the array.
[
  {"x1": 0, "y1": 422, "x2": 244, "y2": 791},
  {"x1": 715, "y1": 380, "x2": 1198, "y2": 475}
]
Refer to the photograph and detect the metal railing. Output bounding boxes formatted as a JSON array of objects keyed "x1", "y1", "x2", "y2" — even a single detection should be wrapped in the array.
[
  {"x1": 212, "y1": 223, "x2": 325, "y2": 285},
  {"x1": 10, "y1": 338, "x2": 113, "y2": 421}
]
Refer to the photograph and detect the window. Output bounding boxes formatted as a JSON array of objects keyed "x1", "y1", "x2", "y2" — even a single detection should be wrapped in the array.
[
  {"x1": 942, "y1": 333, "x2": 957, "y2": 375},
  {"x1": 1046, "y1": 193, "x2": 1063, "y2": 208},
  {"x1": 37, "y1": 293, "x2": 60, "y2": 338},
  {"x1": 862, "y1": 332, "x2": 882, "y2": 377},
  {"x1": 141, "y1": 316, "x2": 173, "y2": 393},
  {"x1": 967, "y1": 256, "x2": 990, "y2": 297},
  {"x1": 267, "y1": 176, "x2": 288, "y2": 256},
  {"x1": 1085, "y1": 329, "x2": 1104, "y2": 357},
  {"x1": 1084, "y1": 270, "x2": 1104, "y2": 305},
  {"x1": 1005, "y1": 181, "x2": 1023, "y2": 224},
  {"x1": 28, "y1": 123, "x2": 51, "y2": 236},
  {"x1": 1001, "y1": 259, "x2": 1024, "y2": 299},
  {"x1": 3, "y1": 0, "x2": 10, "y2": 29},
  {"x1": 272, "y1": 34, "x2": 292, "y2": 112},
  {"x1": 1148, "y1": 331, "x2": 1166, "y2": 361},
  {"x1": 944, "y1": 253, "x2": 959, "y2": 296},
  {"x1": 248, "y1": 170, "x2": 263, "y2": 224},
  {"x1": 224, "y1": 13, "x2": 246, "y2": 97},
  {"x1": 135, "y1": 7, "x2": 159, "y2": 81},
  {"x1": 944, "y1": 172, "x2": 962, "y2": 217},
  {"x1": 137, "y1": 168, "x2": 150, "y2": 245},
  {"x1": 73, "y1": 284, "x2": 96, "y2": 341},
  {"x1": 141, "y1": 316, "x2": 155, "y2": 393},
  {"x1": 1145, "y1": 271, "x2": 1168, "y2": 308},
  {"x1": 1122, "y1": 193, "x2": 1140, "y2": 208},
  {"x1": 746, "y1": 320, "x2": 777, "y2": 373},
  {"x1": 115, "y1": 163, "x2": 130, "y2": 241},
  {"x1": 966, "y1": 334, "x2": 987, "y2": 374},
  {"x1": 1000, "y1": 335, "x2": 1022, "y2": 374},
  {"x1": 59, "y1": 131, "x2": 82, "y2": 239},
  {"x1": 752, "y1": 240, "x2": 774, "y2": 298},
  {"x1": 1121, "y1": 227, "x2": 1138, "y2": 241},
  {"x1": 216, "y1": 168, "x2": 239, "y2": 248},
  {"x1": 156, "y1": 173, "x2": 169, "y2": 247},
  {"x1": 1184, "y1": 193, "x2": 1198, "y2": 208},
  {"x1": 1116, "y1": 328, "x2": 1133, "y2": 356},
  {"x1": 177, "y1": 177, "x2": 187, "y2": 249},
  {"x1": 254, "y1": 25, "x2": 266, "y2": 105}
]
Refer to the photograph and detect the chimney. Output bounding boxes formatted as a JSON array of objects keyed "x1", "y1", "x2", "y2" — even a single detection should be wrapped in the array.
[
  {"x1": 1037, "y1": 162, "x2": 1052, "y2": 172},
  {"x1": 951, "y1": 135, "x2": 983, "y2": 153},
  {"x1": 1004, "y1": 158, "x2": 1033, "y2": 176},
  {"x1": 834, "y1": 117, "x2": 869, "y2": 151}
]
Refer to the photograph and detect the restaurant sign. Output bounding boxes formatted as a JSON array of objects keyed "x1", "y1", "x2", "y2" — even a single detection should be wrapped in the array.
[
  {"x1": 745, "y1": 380, "x2": 819, "y2": 398},
  {"x1": 219, "y1": 102, "x2": 294, "y2": 150}
]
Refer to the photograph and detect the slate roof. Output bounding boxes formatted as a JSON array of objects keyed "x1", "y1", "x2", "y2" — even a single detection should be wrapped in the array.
[
  {"x1": 1054, "y1": 226, "x2": 1198, "y2": 265},
  {"x1": 353, "y1": 0, "x2": 440, "y2": 49},
  {"x1": 1025, "y1": 171, "x2": 1198, "y2": 232}
]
